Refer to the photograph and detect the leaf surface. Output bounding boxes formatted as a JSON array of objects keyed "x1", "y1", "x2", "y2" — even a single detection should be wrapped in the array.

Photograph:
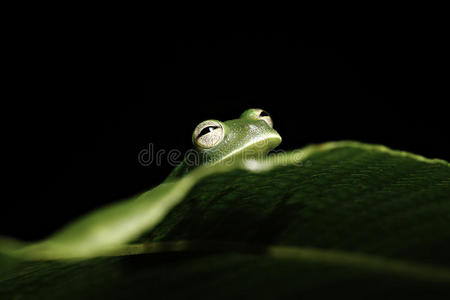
[{"x1": 1, "y1": 141, "x2": 450, "y2": 299}]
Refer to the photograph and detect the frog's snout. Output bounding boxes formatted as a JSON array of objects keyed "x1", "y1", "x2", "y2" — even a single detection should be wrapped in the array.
[{"x1": 267, "y1": 132, "x2": 282, "y2": 150}]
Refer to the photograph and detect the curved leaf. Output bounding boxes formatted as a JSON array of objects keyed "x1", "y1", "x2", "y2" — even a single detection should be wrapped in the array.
[
  {"x1": 146, "y1": 141, "x2": 450, "y2": 268},
  {"x1": 1, "y1": 141, "x2": 450, "y2": 299}
]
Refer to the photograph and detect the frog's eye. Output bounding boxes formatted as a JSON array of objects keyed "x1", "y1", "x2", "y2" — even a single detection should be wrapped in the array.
[
  {"x1": 256, "y1": 109, "x2": 273, "y2": 128},
  {"x1": 241, "y1": 108, "x2": 274, "y2": 128},
  {"x1": 193, "y1": 120, "x2": 225, "y2": 149}
]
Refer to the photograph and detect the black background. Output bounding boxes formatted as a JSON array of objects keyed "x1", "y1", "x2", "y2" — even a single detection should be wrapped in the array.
[{"x1": 1, "y1": 28, "x2": 448, "y2": 241}]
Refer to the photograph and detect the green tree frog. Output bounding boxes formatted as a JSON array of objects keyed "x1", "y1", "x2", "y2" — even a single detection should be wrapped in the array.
[{"x1": 168, "y1": 108, "x2": 282, "y2": 178}]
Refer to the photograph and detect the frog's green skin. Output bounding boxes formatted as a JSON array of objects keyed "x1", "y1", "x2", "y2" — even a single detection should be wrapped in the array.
[{"x1": 168, "y1": 108, "x2": 282, "y2": 179}]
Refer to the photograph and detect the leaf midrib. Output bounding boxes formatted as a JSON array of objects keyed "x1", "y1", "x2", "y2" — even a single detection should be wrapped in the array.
[{"x1": 34, "y1": 240, "x2": 449, "y2": 283}]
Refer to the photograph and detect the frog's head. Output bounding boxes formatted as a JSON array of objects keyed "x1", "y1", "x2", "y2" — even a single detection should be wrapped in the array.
[
  {"x1": 191, "y1": 108, "x2": 282, "y2": 166},
  {"x1": 167, "y1": 108, "x2": 282, "y2": 179}
]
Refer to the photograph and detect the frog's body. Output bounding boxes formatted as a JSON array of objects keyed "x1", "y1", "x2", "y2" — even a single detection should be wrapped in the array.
[{"x1": 168, "y1": 108, "x2": 282, "y2": 179}]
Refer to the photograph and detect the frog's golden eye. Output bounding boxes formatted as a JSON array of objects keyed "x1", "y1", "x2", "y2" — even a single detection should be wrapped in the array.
[
  {"x1": 258, "y1": 109, "x2": 273, "y2": 127},
  {"x1": 257, "y1": 109, "x2": 273, "y2": 128},
  {"x1": 193, "y1": 120, "x2": 225, "y2": 149},
  {"x1": 241, "y1": 108, "x2": 274, "y2": 128}
]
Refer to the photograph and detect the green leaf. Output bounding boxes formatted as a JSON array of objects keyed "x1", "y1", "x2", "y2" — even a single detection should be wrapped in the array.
[{"x1": 1, "y1": 141, "x2": 450, "y2": 299}]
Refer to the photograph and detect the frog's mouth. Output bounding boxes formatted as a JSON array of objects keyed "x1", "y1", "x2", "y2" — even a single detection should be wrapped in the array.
[{"x1": 212, "y1": 133, "x2": 282, "y2": 167}]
